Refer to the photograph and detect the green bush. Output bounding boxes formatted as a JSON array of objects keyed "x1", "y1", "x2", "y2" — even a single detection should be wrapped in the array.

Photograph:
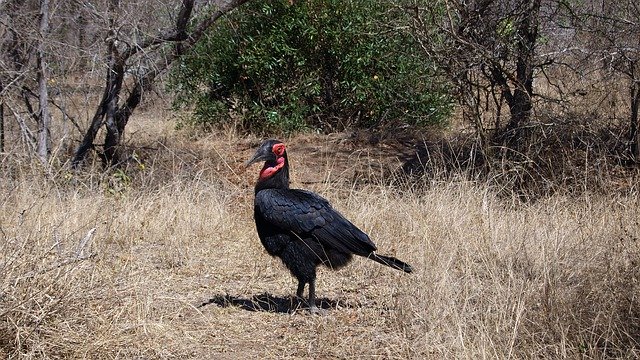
[{"x1": 169, "y1": 0, "x2": 452, "y2": 133}]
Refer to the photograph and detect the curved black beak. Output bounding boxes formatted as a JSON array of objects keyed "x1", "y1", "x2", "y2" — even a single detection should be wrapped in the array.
[{"x1": 245, "y1": 148, "x2": 269, "y2": 167}]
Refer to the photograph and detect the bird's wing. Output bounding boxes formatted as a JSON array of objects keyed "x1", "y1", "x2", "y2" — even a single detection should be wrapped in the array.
[{"x1": 255, "y1": 189, "x2": 377, "y2": 255}]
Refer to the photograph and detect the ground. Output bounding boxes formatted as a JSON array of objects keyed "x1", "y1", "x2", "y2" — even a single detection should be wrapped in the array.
[{"x1": 1, "y1": 113, "x2": 639, "y2": 359}]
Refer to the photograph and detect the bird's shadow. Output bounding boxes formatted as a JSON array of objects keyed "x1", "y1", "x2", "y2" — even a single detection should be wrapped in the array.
[{"x1": 198, "y1": 293, "x2": 352, "y2": 314}]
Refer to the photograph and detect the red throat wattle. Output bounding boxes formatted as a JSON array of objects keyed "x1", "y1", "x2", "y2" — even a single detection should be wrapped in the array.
[{"x1": 259, "y1": 156, "x2": 285, "y2": 180}]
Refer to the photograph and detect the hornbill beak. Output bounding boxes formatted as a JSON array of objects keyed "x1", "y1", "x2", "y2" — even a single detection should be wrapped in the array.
[{"x1": 245, "y1": 148, "x2": 270, "y2": 167}]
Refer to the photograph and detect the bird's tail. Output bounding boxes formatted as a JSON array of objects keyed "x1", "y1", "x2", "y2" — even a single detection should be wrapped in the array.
[{"x1": 370, "y1": 253, "x2": 413, "y2": 273}]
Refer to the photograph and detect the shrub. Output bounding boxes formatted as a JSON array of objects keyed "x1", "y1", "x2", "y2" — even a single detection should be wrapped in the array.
[{"x1": 169, "y1": 0, "x2": 452, "y2": 133}]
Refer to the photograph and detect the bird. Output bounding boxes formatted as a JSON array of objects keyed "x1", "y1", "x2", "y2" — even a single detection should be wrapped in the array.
[{"x1": 246, "y1": 139, "x2": 413, "y2": 313}]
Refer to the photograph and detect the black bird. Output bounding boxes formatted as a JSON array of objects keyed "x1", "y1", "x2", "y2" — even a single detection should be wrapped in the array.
[{"x1": 246, "y1": 139, "x2": 412, "y2": 313}]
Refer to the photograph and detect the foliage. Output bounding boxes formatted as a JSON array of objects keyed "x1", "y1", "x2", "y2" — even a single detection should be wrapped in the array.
[{"x1": 169, "y1": 0, "x2": 452, "y2": 133}]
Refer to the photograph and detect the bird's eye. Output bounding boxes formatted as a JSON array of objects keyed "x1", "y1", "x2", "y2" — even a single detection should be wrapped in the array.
[{"x1": 272, "y1": 143, "x2": 286, "y2": 156}]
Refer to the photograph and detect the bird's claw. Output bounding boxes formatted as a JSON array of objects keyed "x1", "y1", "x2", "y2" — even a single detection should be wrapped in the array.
[{"x1": 308, "y1": 306, "x2": 328, "y2": 316}]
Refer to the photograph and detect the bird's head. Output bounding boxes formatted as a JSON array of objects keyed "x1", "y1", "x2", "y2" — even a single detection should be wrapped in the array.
[{"x1": 246, "y1": 139, "x2": 289, "y2": 184}]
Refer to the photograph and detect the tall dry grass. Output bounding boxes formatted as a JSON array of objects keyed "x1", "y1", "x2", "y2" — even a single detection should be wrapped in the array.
[{"x1": 1, "y1": 139, "x2": 639, "y2": 359}]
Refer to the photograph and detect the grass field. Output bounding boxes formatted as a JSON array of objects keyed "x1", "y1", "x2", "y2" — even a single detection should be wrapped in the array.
[{"x1": 1, "y1": 131, "x2": 640, "y2": 359}]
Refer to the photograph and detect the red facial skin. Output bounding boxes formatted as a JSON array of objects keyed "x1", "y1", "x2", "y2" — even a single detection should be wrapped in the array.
[
  {"x1": 272, "y1": 143, "x2": 285, "y2": 156},
  {"x1": 258, "y1": 144, "x2": 286, "y2": 180}
]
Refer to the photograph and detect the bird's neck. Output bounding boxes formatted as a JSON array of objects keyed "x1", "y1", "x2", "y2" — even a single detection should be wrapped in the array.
[{"x1": 255, "y1": 158, "x2": 290, "y2": 193}]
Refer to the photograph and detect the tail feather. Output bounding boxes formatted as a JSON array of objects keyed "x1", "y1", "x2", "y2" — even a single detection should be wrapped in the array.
[{"x1": 370, "y1": 253, "x2": 413, "y2": 273}]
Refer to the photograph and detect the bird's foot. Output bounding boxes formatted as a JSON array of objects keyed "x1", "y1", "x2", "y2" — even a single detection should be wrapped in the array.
[{"x1": 308, "y1": 305, "x2": 328, "y2": 316}]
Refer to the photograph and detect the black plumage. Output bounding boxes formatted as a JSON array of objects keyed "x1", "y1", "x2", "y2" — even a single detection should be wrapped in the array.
[{"x1": 246, "y1": 139, "x2": 412, "y2": 313}]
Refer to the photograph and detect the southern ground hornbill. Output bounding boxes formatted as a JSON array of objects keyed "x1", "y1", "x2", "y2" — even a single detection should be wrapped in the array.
[{"x1": 246, "y1": 139, "x2": 412, "y2": 313}]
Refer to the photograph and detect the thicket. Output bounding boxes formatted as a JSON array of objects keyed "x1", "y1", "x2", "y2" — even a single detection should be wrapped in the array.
[
  {"x1": 0, "y1": 0, "x2": 638, "y2": 197},
  {"x1": 169, "y1": 0, "x2": 452, "y2": 133}
]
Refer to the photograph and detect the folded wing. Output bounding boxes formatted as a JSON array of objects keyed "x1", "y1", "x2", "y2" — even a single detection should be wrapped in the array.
[{"x1": 255, "y1": 189, "x2": 377, "y2": 256}]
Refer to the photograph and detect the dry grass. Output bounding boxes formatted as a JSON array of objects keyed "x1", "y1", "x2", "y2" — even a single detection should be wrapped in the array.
[{"x1": 1, "y1": 132, "x2": 640, "y2": 359}]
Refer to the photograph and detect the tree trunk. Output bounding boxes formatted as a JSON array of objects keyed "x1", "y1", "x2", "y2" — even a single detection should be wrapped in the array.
[
  {"x1": 630, "y1": 77, "x2": 640, "y2": 162},
  {"x1": 0, "y1": 100, "x2": 4, "y2": 154},
  {"x1": 504, "y1": 0, "x2": 540, "y2": 133},
  {"x1": 103, "y1": 83, "x2": 121, "y2": 166},
  {"x1": 36, "y1": 0, "x2": 51, "y2": 165},
  {"x1": 0, "y1": 81, "x2": 4, "y2": 153},
  {"x1": 102, "y1": 7, "x2": 125, "y2": 167},
  {"x1": 72, "y1": 0, "x2": 124, "y2": 168}
]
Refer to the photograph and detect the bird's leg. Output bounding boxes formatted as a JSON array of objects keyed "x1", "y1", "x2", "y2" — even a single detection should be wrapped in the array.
[
  {"x1": 308, "y1": 279, "x2": 321, "y2": 314},
  {"x1": 296, "y1": 280, "x2": 305, "y2": 299}
]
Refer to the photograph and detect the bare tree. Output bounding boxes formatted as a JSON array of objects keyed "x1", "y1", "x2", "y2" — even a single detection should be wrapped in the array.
[
  {"x1": 0, "y1": 0, "x2": 249, "y2": 167},
  {"x1": 1, "y1": 1, "x2": 32, "y2": 154},
  {"x1": 409, "y1": 0, "x2": 544, "y2": 152},
  {"x1": 0, "y1": 0, "x2": 57, "y2": 159},
  {"x1": 565, "y1": 0, "x2": 640, "y2": 162},
  {"x1": 72, "y1": 0, "x2": 250, "y2": 168},
  {"x1": 0, "y1": 81, "x2": 4, "y2": 153},
  {"x1": 36, "y1": 0, "x2": 51, "y2": 165},
  {"x1": 0, "y1": 8, "x2": 5, "y2": 153}
]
